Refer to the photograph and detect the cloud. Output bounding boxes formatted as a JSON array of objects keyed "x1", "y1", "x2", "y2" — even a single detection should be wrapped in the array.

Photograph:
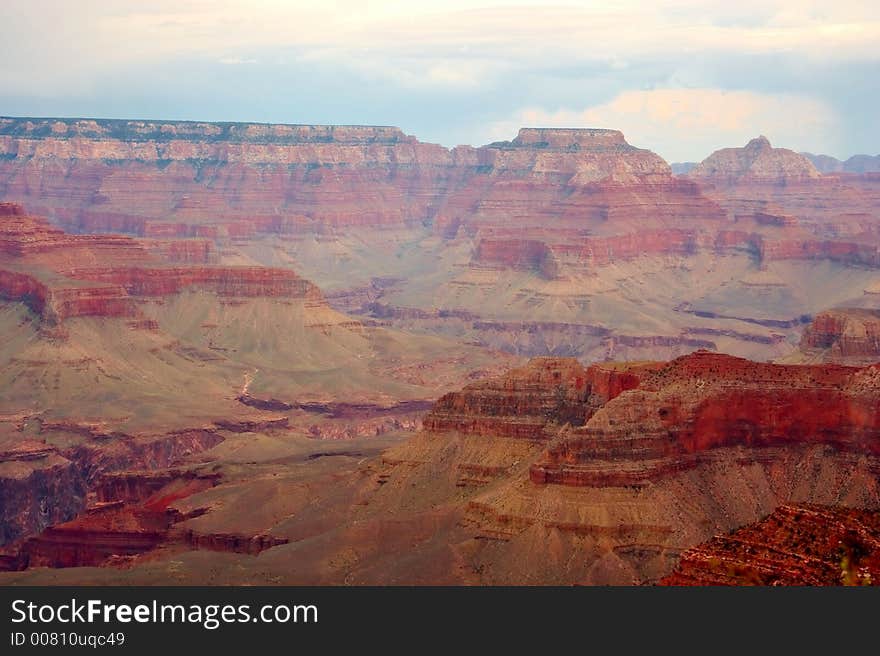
[
  {"x1": 0, "y1": 2, "x2": 875, "y2": 155},
  {"x1": 218, "y1": 57, "x2": 258, "y2": 65},
  {"x1": 488, "y1": 88, "x2": 842, "y2": 161}
]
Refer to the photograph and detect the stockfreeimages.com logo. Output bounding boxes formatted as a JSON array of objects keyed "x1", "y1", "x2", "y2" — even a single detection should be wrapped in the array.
[{"x1": 11, "y1": 599, "x2": 318, "y2": 631}]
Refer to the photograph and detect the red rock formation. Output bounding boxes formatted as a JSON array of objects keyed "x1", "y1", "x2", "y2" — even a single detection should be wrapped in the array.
[
  {"x1": 0, "y1": 203, "x2": 326, "y2": 322},
  {"x1": 94, "y1": 470, "x2": 221, "y2": 506},
  {"x1": 688, "y1": 139, "x2": 880, "y2": 264},
  {"x1": 530, "y1": 351, "x2": 880, "y2": 487},
  {"x1": 179, "y1": 530, "x2": 288, "y2": 555},
  {"x1": 7, "y1": 465, "x2": 292, "y2": 568},
  {"x1": 0, "y1": 118, "x2": 457, "y2": 232},
  {"x1": 0, "y1": 442, "x2": 87, "y2": 546},
  {"x1": 423, "y1": 357, "x2": 659, "y2": 439},
  {"x1": 3, "y1": 121, "x2": 878, "y2": 277},
  {"x1": 800, "y1": 309, "x2": 880, "y2": 361},
  {"x1": 423, "y1": 358, "x2": 591, "y2": 438},
  {"x1": 67, "y1": 266, "x2": 322, "y2": 299},
  {"x1": 20, "y1": 503, "x2": 172, "y2": 568},
  {"x1": 0, "y1": 424, "x2": 229, "y2": 554},
  {"x1": 423, "y1": 350, "x2": 880, "y2": 488},
  {"x1": 661, "y1": 504, "x2": 880, "y2": 585}
]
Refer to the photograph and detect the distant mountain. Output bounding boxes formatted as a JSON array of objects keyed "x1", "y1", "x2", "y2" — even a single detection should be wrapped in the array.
[{"x1": 802, "y1": 152, "x2": 880, "y2": 174}]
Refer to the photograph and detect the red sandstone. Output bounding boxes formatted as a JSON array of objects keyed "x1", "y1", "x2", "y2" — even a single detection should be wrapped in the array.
[
  {"x1": 661, "y1": 504, "x2": 880, "y2": 586},
  {"x1": 0, "y1": 203, "x2": 324, "y2": 322}
]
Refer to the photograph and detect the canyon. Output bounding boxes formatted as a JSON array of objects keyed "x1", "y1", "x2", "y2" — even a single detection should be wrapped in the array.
[
  {"x1": 3, "y1": 120, "x2": 880, "y2": 364},
  {"x1": 1, "y1": 117, "x2": 879, "y2": 585},
  {"x1": 4, "y1": 351, "x2": 880, "y2": 584}
]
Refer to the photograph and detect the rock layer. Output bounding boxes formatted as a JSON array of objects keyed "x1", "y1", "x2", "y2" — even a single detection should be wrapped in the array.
[
  {"x1": 530, "y1": 351, "x2": 880, "y2": 487},
  {"x1": 800, "y1": 309, "x2": 880, "y2": 362},
  {"x1": 661, "y1": 504, "x2": 880, "y2": 585},
  {"x1": 0, "y1": 203, "x2": 323, "y2": 323}
]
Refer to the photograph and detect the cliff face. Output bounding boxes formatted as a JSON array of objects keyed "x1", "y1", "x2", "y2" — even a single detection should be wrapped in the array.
[
  {"x1": 0, "y1": 203, "x2": 324, "y2": 323},
  {"x1": 423, "y1": 358, "x2": 593, "y2": 438},
  {"x1": 0, "y1": 442, "x2": 87, "y2": 546},
  {"x1": 661, "y1": 504, "x2": 880, "y2": 586},
  {"x1": 800, "y1": 309, "x2": 880, "y2": 361},
  {"x1": 2, "y1": 120, "x2": 878, "y2": 286},
  {"x1": 439, "y1": 129, "x2": 727, "y2": 273},
  {"x1": 401, "y1": 352, "x2": 880, "y2": 583},
  {"x1": 531, "y1": 351, "x2": 880, "y2": 487},
  {"x1": 423, "y1": 357, "x2": 654, "y2": 439},
  {"x1": 0, "y1": 427, "x2": 226, "y2": 550},
  {"x1": 0, "y1": 118, "x2": 457, "y2": 232},
  {"x1": 425, "y1": 351, "x2": 880, "y2": 489}
]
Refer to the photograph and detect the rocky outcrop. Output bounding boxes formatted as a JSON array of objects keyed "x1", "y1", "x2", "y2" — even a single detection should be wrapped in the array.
[
  {"x1": 0, "y1": 268, "x2": 137, "y2": 323},
  {"x1": 472, "y1": 229, "x2": 704, "y2": 274},
  {"x1": 530, "y1": 351, "x2": 880, "y2": 487},
  {"x1": 800, "y1": 308, "x2": 880, "y2": 361},
  {"x1": 423, "y1": 358, "x2": 656, "y2": 439},
  {"x1": 19, "y1": 503, "x2": 173, "y2": 568},
  {"x1": 423, "y1": 358, "x2": 592, "y2": 439},
  {"x1": 0, "y1": 424, "x2": 226, "y2": 552},
  {"x1": 0, "y1": 442, "x2": 87, "y2": 545},
  {"x1": 400, "y1": 351, "x2": 880, "y2": 583},
  {"x1": 690, "y1": 136, "x2": 820, "y2": 182},
  {"x1": 661, "y1": 504, "x2": 880, "y2": 585},
  {"x1": 422, "y1": 350, "x2": 880, "y2": 489},
  {"x1": 7, "y1": 465, "x2": 290, "y2": 568},
  {"x1": 179, "y1": 531, "x2": 289, "y2": 555},
  {"x1": 0, "y1": 203, "x2": 325, "y2": 323}
]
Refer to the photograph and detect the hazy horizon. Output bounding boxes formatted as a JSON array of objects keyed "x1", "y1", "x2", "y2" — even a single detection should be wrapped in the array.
[
  {"x1": 2, "y1": 1, "x2": 878, "y2": 161},
  {"x1": 1, "y1": 113, "x2": 870, "y2": 164}
]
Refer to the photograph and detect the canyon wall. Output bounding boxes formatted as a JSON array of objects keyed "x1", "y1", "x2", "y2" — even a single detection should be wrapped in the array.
[
  {"x1": 0, "y1": 118, "x2": 459, "y2": 232},
  {"x1": 0, "y1": 203, "x2": 324, "y2": 323},
  {"x1": 407, "y1": 352, "x2": 880, "y2": 583},
  {"x1": 530, "y1": 351, "x2": 880, "y2": 487},
  {"x1": 3, "y1": 120, "x2": 877, "y2": 277}
]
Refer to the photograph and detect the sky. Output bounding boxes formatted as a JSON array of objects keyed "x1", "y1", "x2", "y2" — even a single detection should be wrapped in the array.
[{"x1": 0, "y1": 1, "x2": 878, "y2": 161}]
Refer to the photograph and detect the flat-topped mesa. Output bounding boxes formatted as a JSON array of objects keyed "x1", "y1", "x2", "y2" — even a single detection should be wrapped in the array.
[
  {"x1": 689, "y1": 135, "x2": 820, "y2": 183},
  {"x1": 661, "y1": 504, "x2": 880, "y2": 586},
  {"x1": 0, "y1": 117, "x2": 410, "y2": 145},
  {"x1": 510, "y1": 128, "x2": 629, "y2": 151},
  {"x1": 0, "y1": 118, "x2": 458, "y2": 231},
  {"x1": 800, "y1": 308, "x2": 880, "y2": 360},
  {"x1": 530, "y1": 351, "x2": 880, "y2": 487},
  {"x1": 422, "y1": 357, "x2": 655, "y2": 439},
  {"x1": 473, "y1": 126, "x2": 672, "y2": 182}
]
